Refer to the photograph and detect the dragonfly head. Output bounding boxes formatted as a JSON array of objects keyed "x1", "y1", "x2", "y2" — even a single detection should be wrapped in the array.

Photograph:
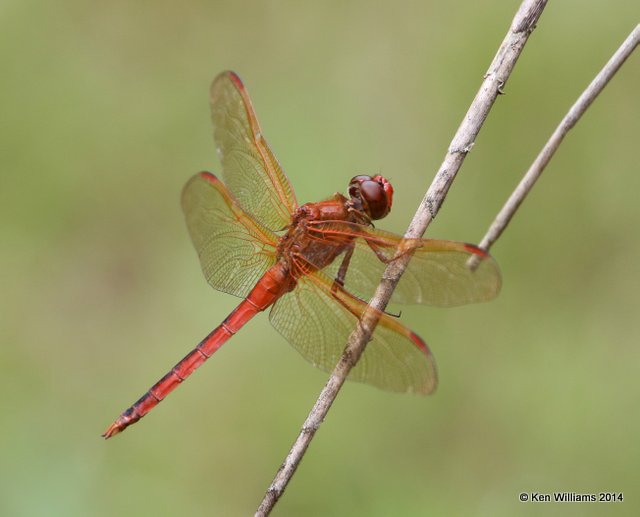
[{"x1": 348, "y1": 175, "x2": 394, "y2": 220}]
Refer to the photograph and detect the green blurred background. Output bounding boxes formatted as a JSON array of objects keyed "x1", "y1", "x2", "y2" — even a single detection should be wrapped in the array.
[{"x1": 2, "y1": 1, "x2": 639, "y2": 515}]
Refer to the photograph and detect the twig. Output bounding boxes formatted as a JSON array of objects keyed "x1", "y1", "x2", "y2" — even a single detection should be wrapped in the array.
[
  {"x1": 255, "y1": 1, "x2": 548, "y2": 514},
  {"x1": 475, "y1": 24, "x2": 640, "y2": 256}
]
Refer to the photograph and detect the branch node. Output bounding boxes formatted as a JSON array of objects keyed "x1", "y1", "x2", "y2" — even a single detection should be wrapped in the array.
[
  {"x1": 302, "y1": 422, "x2": 320, "y2": 433},
  {"x1": 483, "y1": 70, "x2": 507, "y2": 94},
  {"x1": 449, "y1": 142, "x2": 475, "y2": 154}
]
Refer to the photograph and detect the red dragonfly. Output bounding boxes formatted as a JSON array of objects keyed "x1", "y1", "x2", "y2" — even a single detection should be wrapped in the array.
[{"x1": 103, "y1": 71, "x2": 500, "y2": 438}]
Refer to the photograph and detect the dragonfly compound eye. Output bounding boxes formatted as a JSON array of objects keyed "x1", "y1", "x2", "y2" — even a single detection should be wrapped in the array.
[{"x1": 349, "y1": 175, "x2": 394, "y2": 220}]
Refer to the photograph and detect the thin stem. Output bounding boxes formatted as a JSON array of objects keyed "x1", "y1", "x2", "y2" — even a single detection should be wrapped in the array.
[
  {"x1": 255, "y1": 1, "x2": 548, "y2": 515},
  {"x1": 477, "y1": 24, "x2": 640, "y2": 255}
]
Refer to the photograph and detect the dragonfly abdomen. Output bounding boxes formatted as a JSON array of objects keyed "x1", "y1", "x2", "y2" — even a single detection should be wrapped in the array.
[{"x1": 102, "y1": 264, "x2": 290, "y2": 438}]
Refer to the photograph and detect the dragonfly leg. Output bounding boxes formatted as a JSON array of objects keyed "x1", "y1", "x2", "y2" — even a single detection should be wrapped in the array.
[
  {"x1": 364, "y1": 239, "x2": 402, "y2": 264},
  {"x1": 331, "y1": 245, "x2": 354, "y2": 293},
  {"x1": 328, "y1": 245, "x2": 401, "y2": 319}
]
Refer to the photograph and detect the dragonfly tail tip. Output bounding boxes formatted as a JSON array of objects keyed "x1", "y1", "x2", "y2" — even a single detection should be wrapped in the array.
[{"x1": 102, "y1": 422, "x2": 123, "y2": 439}]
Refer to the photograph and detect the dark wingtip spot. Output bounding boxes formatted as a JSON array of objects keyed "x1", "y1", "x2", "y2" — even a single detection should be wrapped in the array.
[
  {"x1": 409, "y1": 331, "x2": 428, "y2": 354},
  {"x1": 227, "y1": 71, "x2": 244, "y2": 90},
  {"x1": 463, "y1": 242, "x2": 489, "y2": 258},
  {"x1": 199, "y1": 171, "x2": 219, "y2": 183}
]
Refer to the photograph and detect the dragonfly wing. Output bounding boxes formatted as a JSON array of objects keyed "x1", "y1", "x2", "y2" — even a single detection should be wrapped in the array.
[
  {"x1": 182, "y1": 172, "x2": 278, "y2": 299},
  {"x1": 269, "y1": 270, "x2": 437, "y2": 394},
  {"x1": 318, "y1": 224, "x2": 501, "y2": 307},
  {"x1": 210, "y1": 71, "x2": 297, "y2": 231}
]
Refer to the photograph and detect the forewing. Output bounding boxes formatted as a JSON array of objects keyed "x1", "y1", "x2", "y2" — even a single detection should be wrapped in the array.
[
  {"x1": 318, "y1": 224, "x2": 501, "y2": 307},
  {"x1": 210, "y1": 71, "x2": 297, "y2": 231},
  {"x1": 269, "y1": 270, "x2": 437, "y2": 394},
  {"x1": 182, "y1": 172, "x2": 278, "y2": 299}
]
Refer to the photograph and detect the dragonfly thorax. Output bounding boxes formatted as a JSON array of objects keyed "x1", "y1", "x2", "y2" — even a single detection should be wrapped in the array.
[{"x1": 276, "y1": 196, "x2": 368, "y2": 277}]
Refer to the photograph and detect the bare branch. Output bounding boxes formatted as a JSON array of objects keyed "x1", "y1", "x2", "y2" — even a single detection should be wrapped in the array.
[
  {"x1": 255, "y1": 1, "x2": 548, "y2": 514},
  {"x1": 476, "y1": 24, "x2": 640, "y2": 254}
]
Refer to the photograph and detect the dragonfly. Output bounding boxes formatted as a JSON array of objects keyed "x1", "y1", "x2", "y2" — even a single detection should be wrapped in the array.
[{"x1": 103, "y1": 71, "x2": 501, "y2": 438}]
